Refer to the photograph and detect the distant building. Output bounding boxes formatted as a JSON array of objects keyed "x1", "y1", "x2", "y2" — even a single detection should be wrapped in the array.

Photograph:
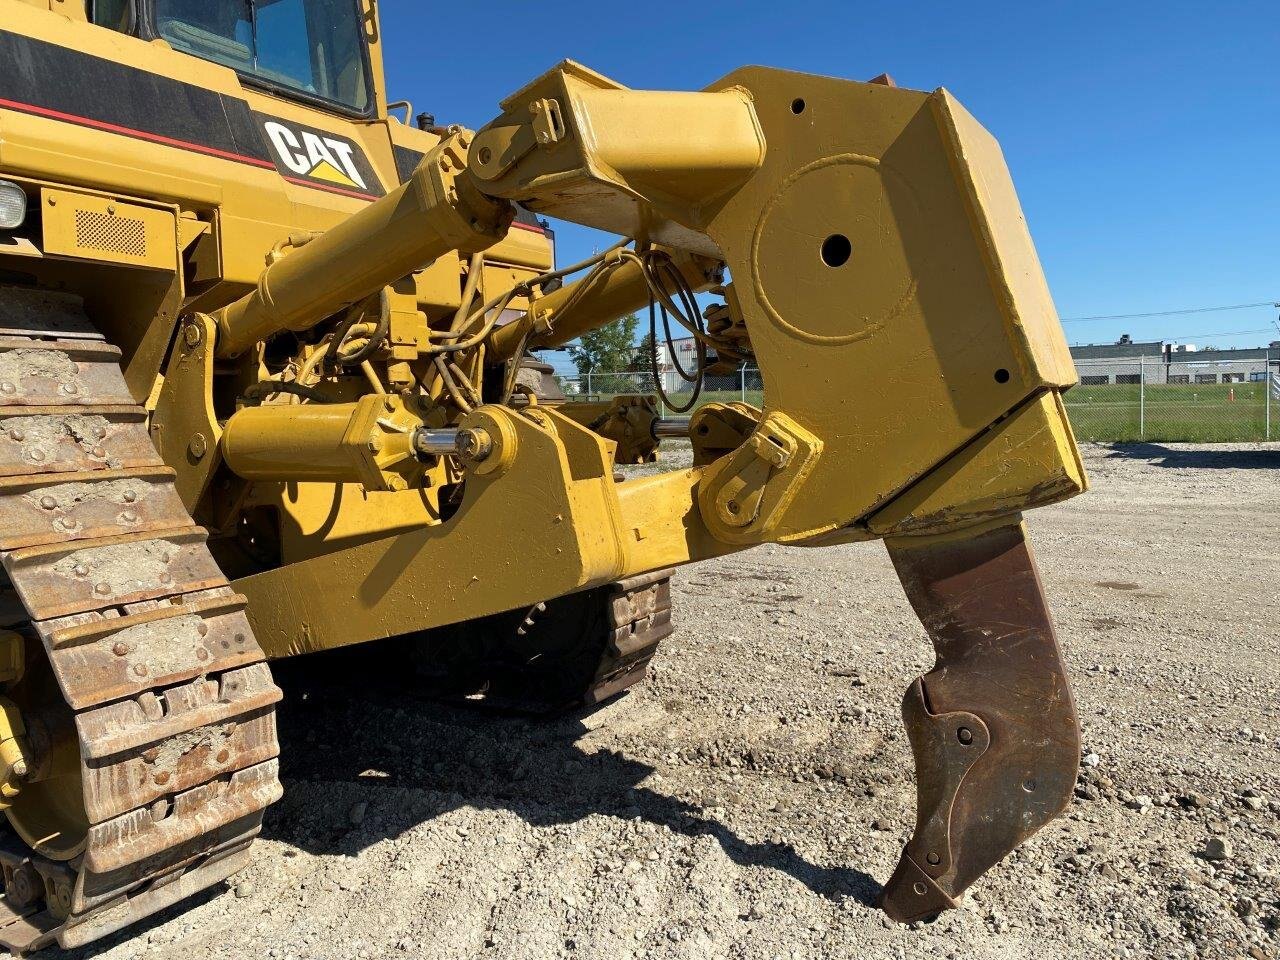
[{"x1": 1070, "y1": 337, "x2": 1278, "y2": 385}]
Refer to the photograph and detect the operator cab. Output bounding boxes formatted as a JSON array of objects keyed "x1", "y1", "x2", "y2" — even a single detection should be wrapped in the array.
[{"x1": 87, "y1": 0, "x2": 373, "y2": 115}]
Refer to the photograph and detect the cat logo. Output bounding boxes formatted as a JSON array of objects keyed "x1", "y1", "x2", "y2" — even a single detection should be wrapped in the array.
[{"x1": 257, "y1": 114, "x2": 384, "y2": 198}]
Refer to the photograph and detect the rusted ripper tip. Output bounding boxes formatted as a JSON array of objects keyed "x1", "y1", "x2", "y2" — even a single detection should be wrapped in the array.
[{"x1": 880, "y1": 519, "x2": 1081, "y2": 923}]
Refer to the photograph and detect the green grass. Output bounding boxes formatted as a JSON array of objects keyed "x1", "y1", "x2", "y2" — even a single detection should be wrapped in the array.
[{"x1": 1064, "y1": 383, "x2": 1274, "y2": 442}]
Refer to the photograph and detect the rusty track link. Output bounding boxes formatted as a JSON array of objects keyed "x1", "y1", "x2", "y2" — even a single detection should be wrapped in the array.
[{"x1": 0, "y1": 307, "x2": 282, "y2": 953}]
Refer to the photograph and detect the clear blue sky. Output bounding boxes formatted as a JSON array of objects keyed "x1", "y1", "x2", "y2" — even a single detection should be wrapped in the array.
[{"x1": 382, "y1": 0, "x2": 1278, "y2": 358}]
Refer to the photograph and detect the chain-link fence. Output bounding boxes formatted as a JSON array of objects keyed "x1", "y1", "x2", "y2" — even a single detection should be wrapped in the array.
[
  {"x1": 1067, "y1": 356, "x2": 1280, "y2": 442},
  {"x1": 558, "y1": 365, "x2": 765, "y2": 412},
  {"x1": 558, "y1": 354, "x2": 1280, "y2": 442}
]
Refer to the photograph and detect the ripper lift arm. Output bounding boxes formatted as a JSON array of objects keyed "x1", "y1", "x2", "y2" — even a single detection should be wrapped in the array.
[{"x1": 202, "y1": 62, "x2": 1087, "y2": 920}]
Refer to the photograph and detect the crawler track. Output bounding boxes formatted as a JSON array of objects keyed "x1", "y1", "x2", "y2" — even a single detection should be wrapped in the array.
[{"x1": 0, "y1": 293, "x2": 281, "y2": 952}]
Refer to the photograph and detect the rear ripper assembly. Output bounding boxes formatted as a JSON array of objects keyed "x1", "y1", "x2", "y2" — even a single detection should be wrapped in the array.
[{"x1": 0, "y1": 3, "x2": 1088, "y2": 950}]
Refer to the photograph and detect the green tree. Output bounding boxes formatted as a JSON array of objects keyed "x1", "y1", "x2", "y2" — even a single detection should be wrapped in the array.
[
  {"x1": 633, "y1": 331, "x2": 658, "y2": 371},
  {"x1": 567, "y1": 313, "x2": 640, "y2": 376}
]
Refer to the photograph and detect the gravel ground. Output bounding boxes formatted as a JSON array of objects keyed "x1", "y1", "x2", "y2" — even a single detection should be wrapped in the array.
[{"x1": 73, "y1": 443, "x2": 1280, "y2": 960}]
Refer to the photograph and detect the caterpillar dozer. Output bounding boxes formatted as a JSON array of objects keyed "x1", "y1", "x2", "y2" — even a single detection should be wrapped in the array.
[{"x1": 0, "y1": 0, "x2": 1088, "y2": 950}]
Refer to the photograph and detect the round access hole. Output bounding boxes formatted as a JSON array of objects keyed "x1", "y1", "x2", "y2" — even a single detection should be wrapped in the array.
[
  {"x1": 791, "y1": 98, "x2": 806, "y2": 114},
  {"x1": 994, "y1": 368, "x2": 1011, "y2": 384},
  {"x1": 820, "y1": 234, "x2": 852, "y2": 268}
]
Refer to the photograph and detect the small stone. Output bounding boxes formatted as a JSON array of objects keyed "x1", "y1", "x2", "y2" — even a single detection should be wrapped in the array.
[
  {"x1": 1202, "y1": 837, "x2": 1232, "y2": 861},
  {"x1": 1082, "y1": 752, "x2": 1101, "y2": 768},
  {"x1": 1242, "y1": 796, "x2": 1264, "y2": 811},
  {"x1": 747, "y1": 901, "x2": 767, "y2": 921},
  {"x1": 234, "y1": 881, "x2": 255, "y2": 899},
  {"x1": 348, "y1": 801, "x2": 367, "y2": 826},
  {"x1": 1178, "y1": 792, "x2": 1209, "y2": 810},
  {"x1": 1076, "y1": 783, "x2": 1101, "y2": 802}
]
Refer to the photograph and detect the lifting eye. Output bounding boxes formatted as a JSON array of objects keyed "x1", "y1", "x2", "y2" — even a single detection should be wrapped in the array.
[{"x1": 820, "y1": 234, "x2": 851, "y2": 268}]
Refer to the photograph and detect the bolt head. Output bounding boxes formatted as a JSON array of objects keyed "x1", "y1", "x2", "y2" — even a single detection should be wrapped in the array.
[
  {"x1": 39, "y1": 496, "x2": 57, "y2": 510},
  {"x1": 183, "y1": 323, "x2": 203, "y2": 347},
  {"x1": 0, "y1": 382, "x2": 15, "y2": 395},
  {"x1": 122, "y1": 489, "x2": 137, "y2": 503},
  {"x1": 8, "y1": 429, "x2": 23, "y2": 442},
  {"x1": 112, "y1": 642, "x2": 129, "y2": 656}
]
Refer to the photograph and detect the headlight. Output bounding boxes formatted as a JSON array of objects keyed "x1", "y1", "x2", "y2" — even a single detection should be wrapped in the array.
[{"x1": 0, "y1": 181, "x2": 27, "y2": 230}]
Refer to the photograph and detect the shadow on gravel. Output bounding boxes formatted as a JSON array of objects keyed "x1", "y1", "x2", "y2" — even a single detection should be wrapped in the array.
[
  {"x1": 1102, "y1": 442, "x2": 1280, "y2": 469},
  {"x1": 266, "y1": 646, "x2": 883, "y2": 909}
]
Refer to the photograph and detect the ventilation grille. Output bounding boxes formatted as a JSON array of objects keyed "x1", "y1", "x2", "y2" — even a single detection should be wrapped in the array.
[{"x1": 74, "y1": 210, "x2": 147, "y2": 258}]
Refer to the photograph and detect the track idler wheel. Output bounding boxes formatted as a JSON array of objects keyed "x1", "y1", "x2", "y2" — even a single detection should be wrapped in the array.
[{"x1": 880, "y1": 518, "x2": 1080, "y2": 923}]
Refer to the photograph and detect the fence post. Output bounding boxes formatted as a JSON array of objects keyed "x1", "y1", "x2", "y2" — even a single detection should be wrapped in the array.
[
  {"x1": 1139, "y1": 355, "x2": 1145, "y2": 440},
  {"x1": 586, "y1": 368, "x2": 593, "y2": 398},
  {"x1": 1267, "y1": 350, "x2": 1273, "y2": 442},
  {"x1": 740, "y1": 361, "x2": 748, "y2": 403}
]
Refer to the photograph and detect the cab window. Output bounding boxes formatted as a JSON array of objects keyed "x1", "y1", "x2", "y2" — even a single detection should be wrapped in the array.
[{"x1": 149, "y1": 0, "x2": 371, "y2": 114}]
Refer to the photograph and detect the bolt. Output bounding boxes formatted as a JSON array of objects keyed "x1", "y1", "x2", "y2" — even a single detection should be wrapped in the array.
[
  {"x1": 121, "y1": 510, "x2": 138, "y2": 523},
  {"x1": 159, "y1": 573, "x2": 172, "y2": 585},
  {"x1": 183, "y1": 323, "x2": 202, "y2": 348},
  {"x1": 94, "y1": 425, "x2": 107, "y2": 440},
  {"x1": 28, "y1": 448, "x2": 44, "y2": 463},
  {"x1": 93, "y1": 581, "x2": 111, "y2": 596},
  {"x1": 188, "y1": 433, "x2": 207, "y2": 459},
  {"x1": 72, "y1": 563, "x2": 89, "y2": 577},
  {"x1": 107, "y1": 204, "x2": 116, "y2": 215},
  {"x1": 215, "y1": 750, "x2": 230, "y2": 764},
  {"x1": 39, "y1": 496, "x2": 57, "y2": 510},
  {"x1": 153, "y1": 770, "x2": 170, "y2": 785},
  {"x1": 122, "y1": 489, "x2": 137, "y2": 503},
  {"x1": 196, "y1": 648, "x2": 208, "y2": 661},
  {"x1": 133, "y1": 664, "x2": 148, "y2": 677},
  {"x1": 197, "y1": 622, "x2": 209, "y2": 637},
  {"x1": 912, "y1": 881, "x2": 928, "y2": 896},
  {"x1": 47, "y1": 196, "x2": 56, "y2": 206},
  {"x1": 89, "y1": 445, "x2": 106, "y2": 458},
  {"x1": 957, "y1": 727, "x2": 973, "y2": 745},
  {"x1": 0, "y1": 382, "x2": 14, "y2": 394},
  {"x1": 112, "y1": 642, "x2": 129, "y2": 656},
  {"x1": 11, "y1": 759, "x2": 28, "y2": 780},
  {"x1": 7, "y1": 429, "x2": 23, "y2": 442},
  {"x1": 60, "y1": 383, "x2": 78, "y2": 396},
  {"x1": 142, "y1": 747, "x2": 159, "y2": 762},
  {"x1": 926, "y1": 851, "x2": 941, "y2": 865}
]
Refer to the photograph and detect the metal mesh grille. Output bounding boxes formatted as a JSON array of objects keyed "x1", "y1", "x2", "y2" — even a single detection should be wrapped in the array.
[{"x1": 74, "y1": 210, "x2": 147, "y2": 258}]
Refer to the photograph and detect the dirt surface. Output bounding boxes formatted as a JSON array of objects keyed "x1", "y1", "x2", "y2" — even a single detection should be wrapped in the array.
[{"x1": 72, "y1": 443, "x2": 1280, "y2": 960}]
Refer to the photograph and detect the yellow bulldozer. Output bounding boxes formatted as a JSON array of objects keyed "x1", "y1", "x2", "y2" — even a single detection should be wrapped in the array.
[{"x1": 0, "y1": 0, "x2": 1089, "y2": 950}]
